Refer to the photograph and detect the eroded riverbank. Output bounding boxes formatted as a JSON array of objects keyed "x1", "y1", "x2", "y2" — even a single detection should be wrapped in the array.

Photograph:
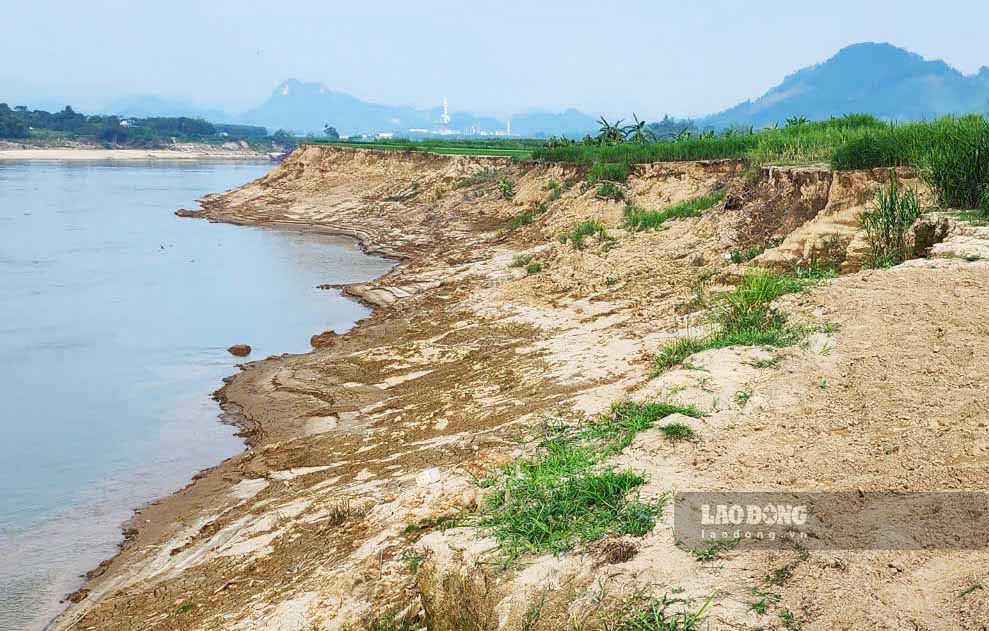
[{"x1": 51, "y1": 146, "x2": 989, "y2": 631}]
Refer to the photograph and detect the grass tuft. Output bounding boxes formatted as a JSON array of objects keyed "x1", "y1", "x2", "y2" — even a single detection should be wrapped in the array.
[
  {"x1": 658, "y1": 423, "x2": 696, "y2": 442},
  {"x1": 690, "y1": 537, "x2": 739, "y2": 561},
  {"x1": 566, "y1": 220, "x2": 608, "y2": 249},
  {"x1": 509, "y1": 254, "x2": 533, "y2": 268},
  {"x1": 729, "y1": 246, "x2": 766, "y2": 264},
  {"x1": 585, "y1": 401, "x2": 703, "y2": 452},
  {"x1": 525, "y1": 262, "x2": 543, "y2": 275},
  {"x1": 596, "y1": 181, "x2": 625, "y2": 201},
  {"x1": 859, "y1": 174, "x2": 923, "y2": 268},
  {"x1": 624, "y1": 191, "x2": 725, "y2": 231},
  {"x1": 478, "y1": 436, "x2": 659, "y2": 558},
  {"x1": 654, "y1": 270, "x2": 813, "y2": 374},
  {"x1": 606, "y1": 594, "x2": 713, "y2": 631},
  {"x1": 588, "y1": 161, "x2": 631, "y2": 183}
]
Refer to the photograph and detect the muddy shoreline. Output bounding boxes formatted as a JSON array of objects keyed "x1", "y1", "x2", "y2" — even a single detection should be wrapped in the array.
[{"x1": 50, "y1": 204, "x2": 403, "y2": 630}]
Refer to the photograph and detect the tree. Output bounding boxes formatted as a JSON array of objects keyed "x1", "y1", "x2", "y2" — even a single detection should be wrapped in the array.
[
  {"x1": 622, "y1": 114, "x2": 656, "y2": 143},
  {"x1": 323, "y1": 125, "x2": 339, "y2": 140},
  {"x1": 595, "y1": 116, "x2": 625, "y2": 145},
  {"x1": 271, "y1": 129, "x2": 297, "y2": 150}
]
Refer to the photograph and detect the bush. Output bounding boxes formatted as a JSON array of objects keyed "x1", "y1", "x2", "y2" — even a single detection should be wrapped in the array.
[{"x1": 859, "y1": 174, "x2": 924, "y2": 268}]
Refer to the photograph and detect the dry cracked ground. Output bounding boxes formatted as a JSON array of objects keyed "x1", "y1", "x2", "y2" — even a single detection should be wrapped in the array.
[{"x1": 51, "y1": 147, "x2": 989, "y2": 631}]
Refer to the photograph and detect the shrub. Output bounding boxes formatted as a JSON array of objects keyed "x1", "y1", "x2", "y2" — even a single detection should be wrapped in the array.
[
  {"x1": 859, "y1": 174, "x2": 923, "y2": 268},
  {"x1": 498, "y1": 177, "x2": 515, "y2": 199}
]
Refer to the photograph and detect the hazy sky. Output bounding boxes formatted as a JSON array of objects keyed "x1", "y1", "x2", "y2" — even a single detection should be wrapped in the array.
[{"x1": 3, "y1": 0, "x2": 988, "y2": 118}]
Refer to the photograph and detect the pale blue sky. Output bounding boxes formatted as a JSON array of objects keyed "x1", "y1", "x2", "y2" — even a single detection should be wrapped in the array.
[{"x1": 3, "y1": 0, "x2": 988, "y2": 118}]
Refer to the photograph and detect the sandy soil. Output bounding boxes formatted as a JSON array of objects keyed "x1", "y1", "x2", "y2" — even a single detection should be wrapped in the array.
[{"x1": 47, "y1": 146, "x2": 989, "y2": 631}]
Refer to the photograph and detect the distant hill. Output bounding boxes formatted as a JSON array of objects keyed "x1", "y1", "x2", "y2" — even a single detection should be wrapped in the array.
[
  {"x1": 703, "y1": 42, "x2": 989, "y2": 129},
  {"x1": 238, "y1": 79, "x2": 599, "y2": 137}
]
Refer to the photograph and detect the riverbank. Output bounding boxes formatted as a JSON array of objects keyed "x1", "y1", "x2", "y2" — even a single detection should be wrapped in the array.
[{"x1": 50, "y1": 146, "x2": 989, "y2": 631}]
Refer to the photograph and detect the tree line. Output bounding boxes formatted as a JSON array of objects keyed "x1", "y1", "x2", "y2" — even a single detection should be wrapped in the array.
[{"x1": 0, "y1": 103, "x2": 276, "y2": 148}]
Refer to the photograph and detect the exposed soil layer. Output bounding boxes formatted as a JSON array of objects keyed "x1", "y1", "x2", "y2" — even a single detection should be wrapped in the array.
[{"x1": 50, "y1": 146, "x2": 989, "y2": 631}]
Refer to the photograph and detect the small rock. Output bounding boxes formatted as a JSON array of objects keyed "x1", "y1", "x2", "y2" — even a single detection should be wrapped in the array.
[
  {"x1": 689, "y1": 252, "x2": 705, "y2": 267},
  {"x1": 227, "y1": 344, "x2": 251, "y2": 357},
  {"x1": 310, "y1": 330, "x2": 338, "y2": 348}
]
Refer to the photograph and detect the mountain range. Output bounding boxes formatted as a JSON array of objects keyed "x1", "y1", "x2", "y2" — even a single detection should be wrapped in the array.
[
  {"x1": 701, "y1": 42, "x2": 989, "y2": 128},
  {"x1": 4, "y1": 42, "x2": 988, "y2": 137}
]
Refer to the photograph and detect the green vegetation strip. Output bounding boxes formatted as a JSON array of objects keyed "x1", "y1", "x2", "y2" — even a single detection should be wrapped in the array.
[
  {"x1": 308, "y1": 139, "x2": 534, "y2": 158},
  {"x1": 477, "y1": 402, "x2": 701, "y2": 559},
  {"x1": 624, "y1": 191, "x2": 725, "y2": 231}
]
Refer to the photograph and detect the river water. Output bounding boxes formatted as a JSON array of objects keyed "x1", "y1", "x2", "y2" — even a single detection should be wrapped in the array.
[{"x1": 0, "y1": 160, "x2": 393, "y2": 631}]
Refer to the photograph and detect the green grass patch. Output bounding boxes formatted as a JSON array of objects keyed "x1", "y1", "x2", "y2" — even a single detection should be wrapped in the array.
[
  {"x1": 544, "y1": 178, "x2": 563, "y2": 200},
  {"x1": 729, "y1": 246, "x2": 766, "y2": 264},
  {"x1": 454, "y1": 168, "x2": 501, "y2": 188},
  {"x1": 525, "y1": 262, "x2": 543, "y2": 275},
  {"x1": 584, "y1": 402, "x2": 703, "y2": 452},
  {"x1": 607, "y1": 594, "x2": 713, "y2": 631},
  {"x1": 587, "y1": 161, "x2": 632, "y2": 183},
  {"x1": 658, "y1": 423, "x2": 696, "y2": 442},
  {"x1": 860, "y1": 174, "x2": 924, "y2": 268},
  {"x1": 477, "y1": 436, "x2": 659, "y2": 558},
  {"x1": 654, "y1": 270, "x2": 813, "y2": 373},
  {"x1": 690, "y1": 537, "x2": 739, "y2": 561},
  {"x1": 749, "y1": 589, "x2": 782, "y2": 615},
  {"x1": 310, "y1": 138, "x2": 536, "y2": 158},
  {"x1": 624, "y1": 191, "x2": 725, "y2": 231},
  {"x1": 919, "y1": 114, "x2": 989, "y2": 213},
  {"x1": 565, "y1": 220, "x2": 608, "y2": 249},
  {"x1": 477, "y1": 399, "x2": 699, "y2": 560},
  {"x1": 596, "y1": 181, "x2": 625, "y2": 201},
  {"x1": 507, "y1": 202, "x2": 548, "y2": 231},
  {"x1": 509, "y1": 254, "x2": 533, "y2": 268}
]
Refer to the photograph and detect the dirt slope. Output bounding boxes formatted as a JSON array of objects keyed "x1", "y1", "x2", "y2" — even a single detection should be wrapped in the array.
[{"x1": 50, "y1": 146, "x2": 989, "y2": 631}]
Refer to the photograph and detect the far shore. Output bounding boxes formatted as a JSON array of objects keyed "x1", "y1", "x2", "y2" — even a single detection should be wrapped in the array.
[{"x1": 0, "y1": 148, "x2": 279, "y2": 161}]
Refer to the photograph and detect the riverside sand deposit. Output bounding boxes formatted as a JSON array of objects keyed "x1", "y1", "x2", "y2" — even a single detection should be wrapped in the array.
[{"x1": 51, "y1": 145, "x2": 989, "y2": 631}]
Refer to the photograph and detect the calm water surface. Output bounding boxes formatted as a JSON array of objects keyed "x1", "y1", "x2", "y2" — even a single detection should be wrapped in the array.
[{"x1": 0, "y1": 161, "x2": 394, "y2": 631}]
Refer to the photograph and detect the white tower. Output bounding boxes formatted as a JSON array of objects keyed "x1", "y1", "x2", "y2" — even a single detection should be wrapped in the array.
[{"x1": 441, "y1": 97, "x2": 451, "y2": 125}]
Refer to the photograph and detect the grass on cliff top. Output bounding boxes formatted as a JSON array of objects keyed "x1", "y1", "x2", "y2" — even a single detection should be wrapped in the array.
[
  {"x1": 624, "y1": 191, "x2": 725, "y2": 231},
  {"x1": 478, "y1": 402, "x2": 697, "y2": 559},
  {"x1": 654, "y1": 270, "x2": 813, "y2": 373},
  {"x1": 308, "y1": 138, "x2": 535, "y2": 158}
]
